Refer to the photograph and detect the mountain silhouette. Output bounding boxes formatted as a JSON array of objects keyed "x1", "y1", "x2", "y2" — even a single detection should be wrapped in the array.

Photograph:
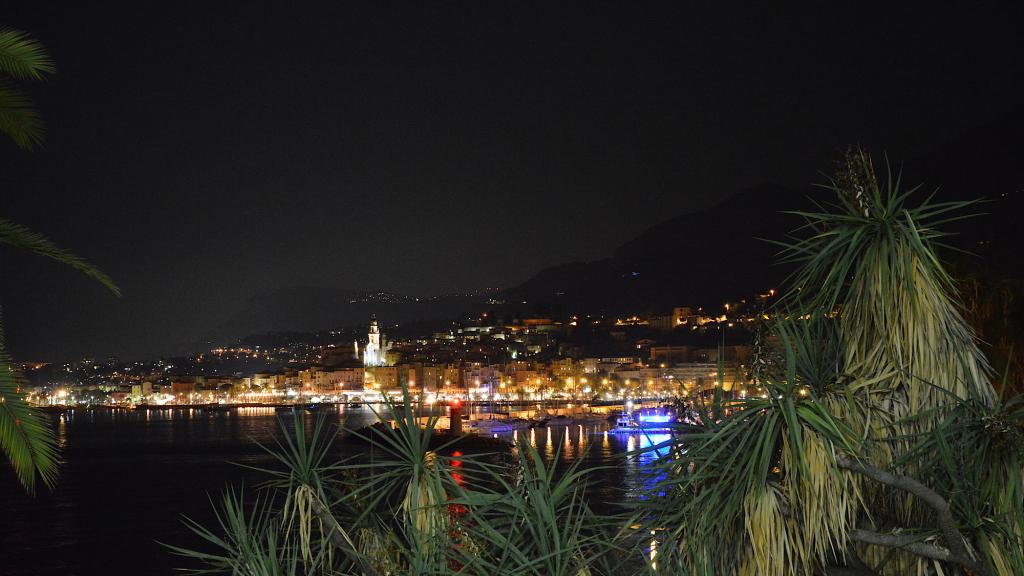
[
  {"x1": 208, "y1": 107, "x2": 1023, "y2": 345},
  {"x1": 504, "y1": 106, "x2": 1024, "y2": 317}
]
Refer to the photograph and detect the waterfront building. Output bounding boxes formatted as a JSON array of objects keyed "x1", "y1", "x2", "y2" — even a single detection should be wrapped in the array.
[
  {"x1": 650, "y1": 345, "x2": 690, "y2": 365},
  {"x1": 250, "y1": 372, "x2": 281, "y2": 391},
  {"x1": 170, "y1": 378, "x2": 197, "y2": 401},
  {"x1": 420, "y1": 365, "x2": 444, "y2": 391},
  {"x1": 324, "y1": 367, "x2": 362, "y2": 393},
  {"x1": 365, "y1": 365, "x2": 400, "y2": 390},
  {"x1": 300, "y1": 366, "x2": 363, "y2": 394},
  {"x1": 299, "y1": 366, "x2": 322, "y2": 391}
]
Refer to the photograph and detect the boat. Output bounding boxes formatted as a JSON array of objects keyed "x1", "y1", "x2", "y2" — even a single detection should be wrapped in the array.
[
  {"x1": 610, "y1": 408, "x2": 677, "y2": 434},
  {"x1": 304, "y1": 403, "x2": 320, "y2": 412},
  {"x1": 527, "y1": 408, "x2": 552, "y2": 428},
  {"x1": 467, "y1": 417, "x2": 531, "y2": 433}
]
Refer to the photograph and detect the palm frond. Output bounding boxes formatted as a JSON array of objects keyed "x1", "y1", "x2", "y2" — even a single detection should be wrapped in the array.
[
  {"x1": 0, "y1": 27, "x2": 54, "y2": 81},
  {"x1": 0, "y1": 217, "x2": 121, "y2": 296},
  {"x1": 0, "y1": 27, "x2": 52, "y2": 150},
  {"x1": 0, "y1": 81, "x2": 44, "y2": 149},
  {"x1": 0, "y1": 311, "x2": 59, "y2": 495}
]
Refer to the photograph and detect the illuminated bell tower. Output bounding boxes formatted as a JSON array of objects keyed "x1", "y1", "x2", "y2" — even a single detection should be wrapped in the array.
[{"x1": 364, "y1": 315, "x2": 384, "y2": 367}]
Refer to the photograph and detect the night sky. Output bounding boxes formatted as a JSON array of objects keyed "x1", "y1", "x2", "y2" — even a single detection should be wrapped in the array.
[{"x1": 2, "y1": 3, "x2": 1022, "y2": 361}]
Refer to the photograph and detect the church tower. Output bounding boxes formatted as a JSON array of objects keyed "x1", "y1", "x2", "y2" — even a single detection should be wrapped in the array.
[{"x1": 363, "y1": 315, "x2": 385, "y2": 366}]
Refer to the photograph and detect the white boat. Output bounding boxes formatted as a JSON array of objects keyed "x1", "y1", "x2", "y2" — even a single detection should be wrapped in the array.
[{"x1": 610, "y1": 408, "x2": 677, "y2": 434}]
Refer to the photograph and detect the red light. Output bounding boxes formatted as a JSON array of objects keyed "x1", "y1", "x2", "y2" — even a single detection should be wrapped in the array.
[{"x1": 451, "y1": 398, "x2": 461, "y2": 407}]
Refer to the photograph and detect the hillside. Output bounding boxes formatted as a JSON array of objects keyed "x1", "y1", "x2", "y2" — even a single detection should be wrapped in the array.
[
  {"x1": 505, "y1": 107, "x2": 1024, "y2": 317},
  {"x1": 503, "y1": 183, "x2": 817, "y2": 316},
  {"x1": 204, "y1": 287, "x2": 487, "y2": 345},
  {"x1": 206, "y1": 109, "x2": 1024, "y2": 344}
]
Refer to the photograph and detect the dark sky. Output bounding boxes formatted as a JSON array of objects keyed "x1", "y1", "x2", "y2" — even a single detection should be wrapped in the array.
[{"x1": 1, "y1": 3, "x2": 1022, "y2": 361}]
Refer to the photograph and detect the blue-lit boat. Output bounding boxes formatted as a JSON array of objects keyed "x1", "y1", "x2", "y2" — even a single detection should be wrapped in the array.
[{"x1": 610, "y1": 408, "x2": 677, "y2": 434}]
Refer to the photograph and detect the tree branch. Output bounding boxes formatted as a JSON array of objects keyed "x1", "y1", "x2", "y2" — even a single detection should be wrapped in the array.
[
  {"x1": 848, "y1": 528, "x2": 951, "y2": 562},
  {"x1": 836, "y1": 456, "x2": 987, "y2": 576}
]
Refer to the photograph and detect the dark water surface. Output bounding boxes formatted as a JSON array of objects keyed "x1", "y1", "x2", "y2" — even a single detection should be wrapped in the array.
[{"x1": 1, "y1": 406, "x2": 660, "y2": 575}]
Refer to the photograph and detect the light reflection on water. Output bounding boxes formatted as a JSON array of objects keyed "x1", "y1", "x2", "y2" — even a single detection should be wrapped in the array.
[
  {"x1": 2, "y1": 405, "x2": 673, "y2": 576},
  {"x1": 626, "y1": 432, "x2": 672, "y2": 499},
  {"x1": 489, "y1": 421, "x2": 671, "y2": 504}
]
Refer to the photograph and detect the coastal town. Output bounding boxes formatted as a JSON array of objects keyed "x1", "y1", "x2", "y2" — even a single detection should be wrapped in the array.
[{"x1": 23, "y1": 294, "x2": 777, "y2": 409}]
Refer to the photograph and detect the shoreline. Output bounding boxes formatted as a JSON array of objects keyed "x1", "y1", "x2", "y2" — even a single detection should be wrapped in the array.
[{"x1": 33, "y1": 398, "x2": 662, "y2": 413}]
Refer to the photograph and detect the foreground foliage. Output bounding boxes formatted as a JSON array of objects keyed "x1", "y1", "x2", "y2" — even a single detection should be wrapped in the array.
[
  {"x1": 642, "y1": 150, "x2": 1023, "y2": 575},
  {"x1": 1, "y1": 25, "x2": 119, "y2": 494},
  {"x1": 0, "y1": 25, "x2": 53, "y2": 149},
  {"x1": 173, "y1": 150, "x2": 1023, "y2": 575},
  {"x1": 170, "y1": 397, "x2": 629, "y2": 575}
]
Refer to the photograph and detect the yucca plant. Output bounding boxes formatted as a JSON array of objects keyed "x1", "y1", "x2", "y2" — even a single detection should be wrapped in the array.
[
  {"x1": 165, "y1": 488, "x2": 304, "y2": 576},
  {"x1": 1, "y1": 26, "x2": 120, "y2": 495},
  {"x1": 171, "y1": 392, "x2": 462, "y2": 575},
  {"x1": 782, "y1": 148, "x2": 993, "y2": 413},
  {"x1": 641, "y1": 149, "x2": 1019, "y2": 575},
  {"x1": 451, "y1": 438, "x2": 627, "y2": 576},
  {"x1": 638, "y1": 316, "x2": 863, "y2": 576},
  {"x1": 891, "y1": 384, "x2": 1024, "y2": 575},
  {"x1": 172, "y1": 390, "x2": 638, "y2": 575},
  {"x1": 780, "y1": 149, "x2": 1003, "y2": 573}
]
